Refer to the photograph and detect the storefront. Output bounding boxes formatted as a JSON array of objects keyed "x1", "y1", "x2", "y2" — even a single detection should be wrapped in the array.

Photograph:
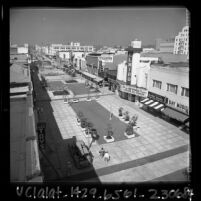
[
  {"x1": 140, "y1": 91, "x2": 167, "y2": 115},
  {"x1": 118, "y1": 84, "x2": 148, "y2": 102}
]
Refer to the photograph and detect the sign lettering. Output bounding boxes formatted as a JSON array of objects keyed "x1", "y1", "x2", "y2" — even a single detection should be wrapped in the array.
[{"x1": 120, "y1": 85, "x2": 148, "y2": 97}]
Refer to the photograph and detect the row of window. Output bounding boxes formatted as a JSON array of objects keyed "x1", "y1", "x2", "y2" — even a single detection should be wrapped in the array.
[
  {"x1": 52, "y1": 46, "x2": 93, "y2": 51},
  {"x1": 152, "y1": 80, "x2": 189, "y2": 97}
]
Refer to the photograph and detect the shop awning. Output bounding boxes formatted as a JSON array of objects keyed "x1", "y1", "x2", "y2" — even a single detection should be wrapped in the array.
[
  {"x1": 149, "y1": 101, "x2": 159, "y2": 107},
  {"x1": 141, "y1": 98, "x2": 149, "y2": 103},
  {"x1": 145, "y1": 100, "x2": 154, "y2": 105},
  {"x1": 154, "y1": 103, "x2": 164, "y2": 110},
  {"x1": 161, "y1": 107, "x2": 189, "y2": 122}
]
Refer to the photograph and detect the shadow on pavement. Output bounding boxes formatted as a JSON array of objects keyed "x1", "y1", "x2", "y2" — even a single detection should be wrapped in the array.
[{"x1": 30, "y1": 63, "x2": 101, "y2": 183}]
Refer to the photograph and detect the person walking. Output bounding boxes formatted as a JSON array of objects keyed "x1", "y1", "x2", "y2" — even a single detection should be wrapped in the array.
[
  {"x1": 103, "y1": 151, "x2": 110, "y2": 163},
  {"x1": 99, "y1": 147, "x2": 105, "y2": 158}
]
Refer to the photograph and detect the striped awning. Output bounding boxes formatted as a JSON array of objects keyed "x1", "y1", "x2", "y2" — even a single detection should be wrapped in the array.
[
  {"x1": 154, "y1": 103, "x2": 164, "y2": 110},
  {"x1": 149, "y1": 101, "x2": 159, "y2": 107},
  {"x1": 145, "y1": 100, "x2": 154, "y2": 105},
  {"x1": 141, "y1": 98, "x2": 149, "y2": 103}
]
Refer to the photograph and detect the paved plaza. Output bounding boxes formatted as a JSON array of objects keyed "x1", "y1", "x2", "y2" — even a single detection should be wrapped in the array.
[{"x1": 32, "y1": 66, "x2": 190, "y2": 182}]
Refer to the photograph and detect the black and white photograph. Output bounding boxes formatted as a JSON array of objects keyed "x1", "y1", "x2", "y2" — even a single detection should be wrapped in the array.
[{"x1": 9, "y1": 7, "x2": 190, "y2": 185}]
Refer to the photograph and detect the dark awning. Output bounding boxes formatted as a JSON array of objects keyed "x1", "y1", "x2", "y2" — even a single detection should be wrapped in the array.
[{"x1": 162, "y1": 107, "x2": 189, "y2": 122}]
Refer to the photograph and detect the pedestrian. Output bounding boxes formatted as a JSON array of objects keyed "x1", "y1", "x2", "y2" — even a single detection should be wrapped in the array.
[
  {"x1": 99, "y1": 147, "x2": 105, "y2": 158},
  {"x1": 67, "y1": 161, "x2": 72, "y2": 176},
  {"x1": 103, "y1": 151, "x2": 110, "y2": 163}
]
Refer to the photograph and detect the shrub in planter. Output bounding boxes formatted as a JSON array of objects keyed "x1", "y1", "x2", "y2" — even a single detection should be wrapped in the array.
[
  {"x1": 125, "y1": 124, "x2": 134, "y2": 135},
  {"x1": 130, "y1": 114, "x2": 138, "y2": 126},
  {"x1": 118, "y1": 107, "x2": 123, "y2": 116},
  {"x1": 124, "y1": 111, "x2": 129, "y2": 121},
  {"x1": 106, "y1": 124, "x2": 114, "y2": 139}
]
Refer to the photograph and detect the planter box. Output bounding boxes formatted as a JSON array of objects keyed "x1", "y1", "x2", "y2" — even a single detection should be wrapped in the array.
[
  {"x1": 103, "y1": 136, "x2": 115, "y2": 143},
  {"x1": 124, "y1": 132, "x2": 136, "y2": 138}
]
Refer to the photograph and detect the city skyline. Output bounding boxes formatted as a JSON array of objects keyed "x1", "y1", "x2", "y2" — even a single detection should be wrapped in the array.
[{"x1": 10, "y1": 7, "x2": 187, "y2": 47}]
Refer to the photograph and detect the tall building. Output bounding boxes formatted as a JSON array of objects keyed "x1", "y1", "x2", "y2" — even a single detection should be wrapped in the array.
[
  {"x1": 173, "y1": 26, "x2": 189, "y2": 55},
  {"x1": 186, "y1": 8, "x2": 190, "y2": 27}
]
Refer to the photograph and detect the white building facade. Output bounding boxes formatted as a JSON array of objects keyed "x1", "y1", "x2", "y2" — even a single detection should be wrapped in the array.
[
  {"x1": 173, "y1": 26, "x2": 189, "y2": 55},
  {"x1": 49, "y1": 43, "x2": 94, "y2": 56}
]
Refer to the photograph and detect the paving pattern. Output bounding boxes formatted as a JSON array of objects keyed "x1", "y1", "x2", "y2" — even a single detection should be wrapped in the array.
[
  {"x1": 32, "y1": 67, "x2": 190, "y2": 182},
  {"x1": 49, "y1": 96, "x2": 189, "y2": 182}
]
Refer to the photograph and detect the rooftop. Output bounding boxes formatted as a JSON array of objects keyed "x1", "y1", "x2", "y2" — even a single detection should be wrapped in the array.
[
  {"x1": 141, "y1": 52, "x2": 188, "y2": 63},
  {"x1": 104, "y1": 54, "x2": 127, "y2": 70},
  {"x1": 10, "y1": 96, "x2": 41, "y2": 181},
  {"x1": 10, "y1": 63, "x2": 30, "y2": 83}
]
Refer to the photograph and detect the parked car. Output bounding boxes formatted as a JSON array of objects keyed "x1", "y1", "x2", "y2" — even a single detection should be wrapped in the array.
[
  {"x1": 72, "y1": 99, "x2": 79, "y2": 103},
  {"x1": 68, "y1": 140, "x2": 93, "y2": 169}
]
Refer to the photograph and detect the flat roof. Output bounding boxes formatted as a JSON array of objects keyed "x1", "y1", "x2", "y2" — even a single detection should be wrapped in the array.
[
  {"x1": 141, "y1": 52, "x2": 188, "y2": 63},
  {"x1": 10, "y1": 95, "x2": 41, "y2": 181}
]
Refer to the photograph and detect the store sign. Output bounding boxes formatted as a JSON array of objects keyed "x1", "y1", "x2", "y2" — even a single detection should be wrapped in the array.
[
  {"x1": 37, "y1": 122, "x2": 46, "y2": 150},
  {"x1": 120, "y1": 85, "x2": 148, "y2": 97},
  {"x1": 176, "y1": 103, "x2": 189, "y2": 115},
  {"x1": 148, "y1": 92, "x2": 167, "y2": 103},
  {"x1": 99, "y1": 55, "x2": 113, "y2": 63}
]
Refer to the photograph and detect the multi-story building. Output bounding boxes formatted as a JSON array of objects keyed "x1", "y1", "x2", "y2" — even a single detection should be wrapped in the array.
[
  {"x1": 141, "y1": 62, "x2": 189, "y2": 125},
  {"x1": 10, "y1": 56, "x2": 42, "y2": 181},
  {"x1": 116, "y1": 40, "x2": 150, "y2": 102},
  {"x1": 173, "y1": 26, "x2": 189, "y2": 55},
  {"x1": 49, "y1": 42, "x2": 94, "y2": 56}
]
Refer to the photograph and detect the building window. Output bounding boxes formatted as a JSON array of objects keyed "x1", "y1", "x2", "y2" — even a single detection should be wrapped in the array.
[
  {"x1": 181, "y1": 87, "x2": 189, "y2": 97},
  {"x1": 153, "y1": 80, "x2": 162, "y2": 89},
  {"x1": 167, "y1": 83, "x2": 178, "y2": 94}
]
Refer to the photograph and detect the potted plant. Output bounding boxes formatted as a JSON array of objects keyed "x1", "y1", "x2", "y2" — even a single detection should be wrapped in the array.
[
  {"x1": 130, "y1": 114, "x2": 138, "y2": 128},
  {"x1": 118, "y1": 107, "x2": 123, "y2": 117},
  {"x1": 124, "y1": 123, "x2": 136, "y2": 138},
  {"x1": 104, "y1": 123, "x2": 115, "y2": 143},
  {"x1": 124, "y1": 111, "x2": 130, "y2": 122}
]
